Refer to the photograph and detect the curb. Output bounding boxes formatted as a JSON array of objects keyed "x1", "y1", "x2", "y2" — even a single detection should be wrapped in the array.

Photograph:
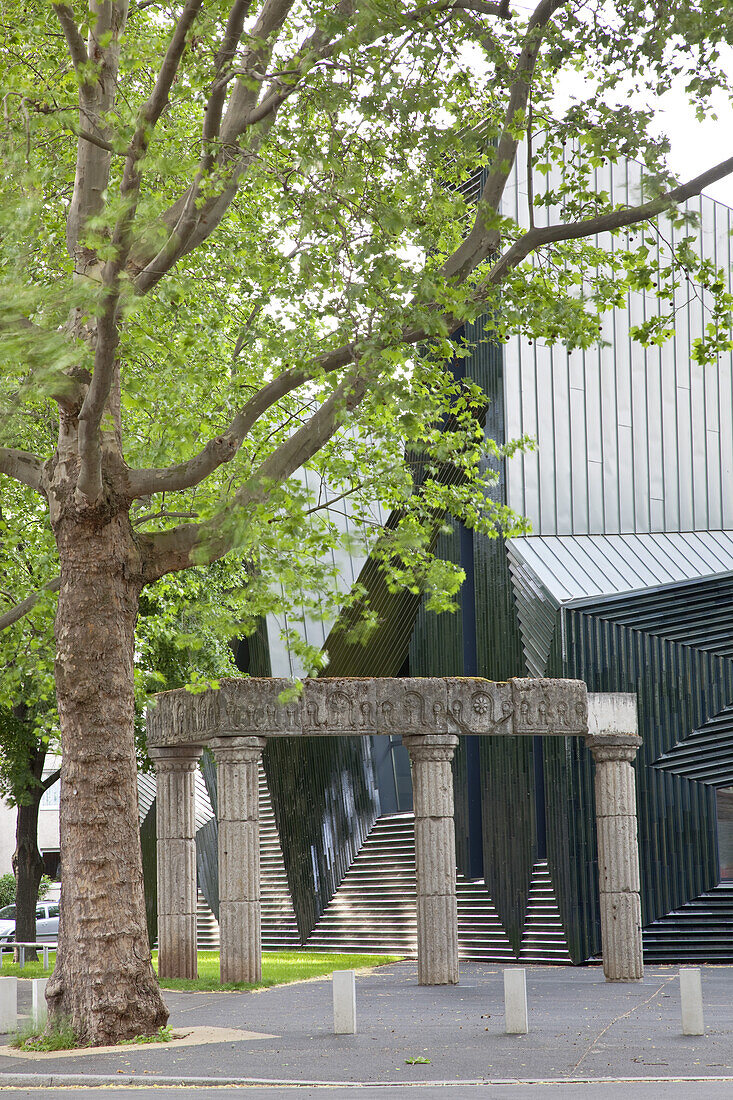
[{"x1": 1, "y1": 1073, "x2": 733, "y2": 1089}]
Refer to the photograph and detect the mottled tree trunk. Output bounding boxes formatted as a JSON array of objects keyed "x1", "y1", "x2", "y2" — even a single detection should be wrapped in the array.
[
  {"x1": 46, "y1": 508, "x2": 168, "y2": 1045},
  {"x1": 13, "y1": 745, "x2": 46, "y2": 964}
]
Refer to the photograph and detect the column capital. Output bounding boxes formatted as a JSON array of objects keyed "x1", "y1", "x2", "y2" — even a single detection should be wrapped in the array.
[
  {"x1": 149, "y1": 744, "x2": 203, "y2": 772},
  {"x1": 586, "y1": 732, "x2": 642, "y2": 764},
  {"x1": 209, "y1": 735, "x2": 267, "y2": 765},
  {"x1": 402, "y1": 733, "x2": 459, "y2": 764}
]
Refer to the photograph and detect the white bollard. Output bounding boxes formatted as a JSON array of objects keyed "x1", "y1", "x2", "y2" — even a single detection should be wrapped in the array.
[
  {"x1": 42, "y1": 946, "x2": 49, "y2": 970},
  {"x1": 0, "y1": 978, "x2": 17, "y2": 1034},
  {"x1": 31, "y1": 978, "x2": 48, "y2": 1029},
  {"x1": 333, "y1": 969, "x2": 356, "y2": 1035},
  {"x1": 504, "y1": 968, "x2": 528, "y2": 1034},
  {"x1": 680, "y1": 967, "x2": 704, "y2": 1036}
]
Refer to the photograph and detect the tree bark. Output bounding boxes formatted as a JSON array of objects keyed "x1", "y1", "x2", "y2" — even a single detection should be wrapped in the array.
[
  {"x1": 46, "y1": 506, "x2": 168, "y2": 1044},
  {"x1": 12, "y1": 743, "x2": 46, "y2": 965}
]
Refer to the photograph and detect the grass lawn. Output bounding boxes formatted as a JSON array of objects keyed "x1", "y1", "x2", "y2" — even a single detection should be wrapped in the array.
[
  {"x1": 152, "y1": 949, "x2": 402, "y2": 992},
  {"x1": 0, "y1": 952, "x2": 56, "y2": 979},
  {"x1": 0, "y1": 948, "x2": 401, "y2": 992}
]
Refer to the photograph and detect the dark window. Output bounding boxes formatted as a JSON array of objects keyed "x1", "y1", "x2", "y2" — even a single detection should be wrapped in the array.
[
  {"x1": 42, "y1": 851, "x2": 60, "y2": 879},
  {"x1": 717, "y1": 788, "x2": 733, "y2": 880}
]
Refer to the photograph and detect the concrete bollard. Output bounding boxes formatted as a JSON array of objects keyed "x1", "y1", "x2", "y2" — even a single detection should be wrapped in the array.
[
  {"x1": 0, "y1": 978, "x2": 17, "y2": 1034},
  {"x1": 680, "y1": 967, "x2": 704, "y2": 1036},
  {"x1": 504, "y1": 968, "x2": 528, "y2": 1034},
  {"x1": 31, "y1": 978, "x2": 48, "y2": 1029},
  {"x1": 333, "y1": 970, "x2": 356, "y2": 1035}
]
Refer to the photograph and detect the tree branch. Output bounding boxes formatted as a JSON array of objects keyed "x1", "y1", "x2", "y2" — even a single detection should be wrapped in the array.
[
  {"x1": 131, "y1": 0, "x2": 299, "y2": 290},
  {"x1": 440, "y1": 0, "x2": 565, "y2": 281},
  {"x1": 52, "y1": 4, "x2": 89, "y2": 74},
  {"x1": 41, "y1": 769, "x2": 61, "y2": 794},
  {"x1": 121, "y1": 0, "x2": 204, "y2": 194},
  {"x1": 126, "y1": 366, "x2": 312, "y2": 496},
  {"x1": 140, "y1": 371, "x2": 367, "y2": 579},
  {"x1": 75, "y1": 294, "x2": 120, "y2": 504},
  {"x1": 0, "y1": 449, "x2": 45, "y2": 492},
  {"x1": 482, "y1": 154, "x2": 733, "y2": 289},
  {"x1": 0, "y1": 578, "x2": 61, "y2": 633}
]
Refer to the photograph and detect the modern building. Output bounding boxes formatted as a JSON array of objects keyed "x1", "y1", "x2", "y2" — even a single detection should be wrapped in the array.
[{"x1": 142, "y1": 150, "x2": 733, "y2": 964}]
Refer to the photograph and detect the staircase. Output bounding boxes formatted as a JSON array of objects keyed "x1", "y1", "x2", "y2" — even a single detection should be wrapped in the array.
[
  {"x1": 194, "y1": 769, "x2": 302, "y2": 950},
  {"x1": 643, "y1": 883, "x2": 733, "y2": 962},
  {"x1": 519, "y1": 862, "x2": 572, "y2": 963},
  {"x1": 195, "y1": 799, "x2": 573, "y2": 963},
  {"x1": 259, "y1": 769, "x2": 301, "y2": 949},
  {"x1": 196, "y1": 891, "x2": 219, "y2": 949},
  {"x1": 303, "y1": 813, "x2": 518, "y2": 961}
]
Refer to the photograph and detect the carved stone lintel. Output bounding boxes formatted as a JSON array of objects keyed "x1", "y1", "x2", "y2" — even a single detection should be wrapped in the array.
[
  {"x1": 403, "y1": 734, "x2": 459, "y2": 986},
  {"x1": 147, "y1": 676, "x2": 590, "y2": 745},
  {"x1": 210, "y1": 736, "x2": 267, "y2": 984},
  {"x1": 149, "y1": 744, "x2": 203, "y2": 981}
]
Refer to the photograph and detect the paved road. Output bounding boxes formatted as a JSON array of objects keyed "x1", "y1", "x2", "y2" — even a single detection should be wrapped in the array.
[
  {"x1": 3, "y1": 962, "x2": 732, "y2": 1093},
  {"x1": 3, "y1": 1084, "x2": 733, "y2": 1098}
]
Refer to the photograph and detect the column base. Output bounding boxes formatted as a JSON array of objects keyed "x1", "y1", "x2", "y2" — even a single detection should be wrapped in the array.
[
  {"x1": 158, "y1": 913, "x2": 198, "y2": 980},
  {"x1": 416, "y1": 895, "x2": 459, "y2": 986},
  {"x1": 600, "y1": 890, "x2": 644, "y2": 981},
  {"x1": 220, "y1": 901, "x2": 262, "y2": 984}
]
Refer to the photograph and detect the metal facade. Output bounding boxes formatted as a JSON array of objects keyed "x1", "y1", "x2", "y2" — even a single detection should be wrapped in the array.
[{"x1": 502, "y1": 153, "x2": 733, "y2": 536}]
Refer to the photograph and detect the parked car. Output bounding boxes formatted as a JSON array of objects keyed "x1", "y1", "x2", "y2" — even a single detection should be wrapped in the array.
[{"x1": 0, "y1": 903, "x2": 60, "y2": 943}]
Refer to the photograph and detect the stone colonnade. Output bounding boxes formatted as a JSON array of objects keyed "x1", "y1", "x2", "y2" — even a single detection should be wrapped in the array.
[{"x1": 148, "y1": 678, "x2": 644, "y2": 987}]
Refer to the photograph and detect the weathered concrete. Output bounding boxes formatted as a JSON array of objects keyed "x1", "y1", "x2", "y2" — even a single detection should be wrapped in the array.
[
  {"x1": 210, "y1": 736, "x2": 267, "y2": 984},
  {"x1": 149, "y1": 745, "x2": 203, "y2": 980},
  {"x1": 0, "y1": 978, "x2": 16, "y2": 1034},
  {"x1": 586, "y1": 694, "x2": 643, "y2": 983},
  {"x1": 332, "y1": 970, "x2": 356, "y2": 1034},
  {"x1": 31, "y1": 978, "x2": 47, "y2": 1028},
  {"x1": 680, "y1": 968, "x2": 704, "y2": 1035},
  {"x1": 504, "y1": 968, "x2": 528, "y2": 1034},
  {"x1": 404, "y1": 734, "x2": 459, "y2": 986}
]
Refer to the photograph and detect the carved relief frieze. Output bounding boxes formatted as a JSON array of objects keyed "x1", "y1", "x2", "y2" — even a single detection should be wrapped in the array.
[
  {"x1": 376, "y1": 679, "x2": 450, "y2": 736},
  {"x1": 302, "y1": 679, "x2": 377, "y2": 734},
  {"x1": 511, "y1": 678, "x2": 588, "y2": 735},
  {"x1": 219, "y1": 678, "x2": 299, "y2": 735},
  {"x1": 146, "y1": 675, "x2": 591, "y2": 746},
  {"x1": 446, "y1": 680, "x2": 513, "y2": 735}
]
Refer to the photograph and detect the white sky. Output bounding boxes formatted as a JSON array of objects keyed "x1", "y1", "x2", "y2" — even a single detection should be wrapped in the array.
[
  {"x1": 506, "y1": 1, "x2": 733, "y2": 208},
  {"x1": 648, "y1": 85, "x2": 733, "y2": 207}
]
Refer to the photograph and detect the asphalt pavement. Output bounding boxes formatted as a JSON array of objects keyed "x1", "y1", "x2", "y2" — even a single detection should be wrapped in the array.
[{"x1": 0, "y1": 961, "x2": 731, "y2": 1096}]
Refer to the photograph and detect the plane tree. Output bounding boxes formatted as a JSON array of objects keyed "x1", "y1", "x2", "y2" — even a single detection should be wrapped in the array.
[{"x1": 1, "y1": 0, "x2": 733, "y2": 1044}]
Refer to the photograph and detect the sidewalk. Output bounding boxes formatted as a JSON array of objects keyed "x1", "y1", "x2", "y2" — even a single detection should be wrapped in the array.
[{"x1": 0, "y1": 962, "x2": 731, "y2": 1089}]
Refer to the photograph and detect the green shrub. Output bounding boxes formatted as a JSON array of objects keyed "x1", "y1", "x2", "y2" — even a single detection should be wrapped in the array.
[
  {"x1": 0, "y1": 873, "x2": 55, "y2": 908},
  {"x1": 0, "y1": 874, "x2": 15, "y2": 908}
]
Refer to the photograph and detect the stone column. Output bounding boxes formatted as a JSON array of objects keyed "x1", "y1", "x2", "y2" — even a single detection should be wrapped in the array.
[
  {"x1": 150, "y1": 745, "x2": 203, "y2": 980},
  {"x1": 587, "y1": 693, "x2": 643, "y2": 982},
  {"x1": 403, "y1": 733, "x2": 459, "y2": 985},
  {"x1": 210, "y1": 736, "x2": 267, "y2": 984}
]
